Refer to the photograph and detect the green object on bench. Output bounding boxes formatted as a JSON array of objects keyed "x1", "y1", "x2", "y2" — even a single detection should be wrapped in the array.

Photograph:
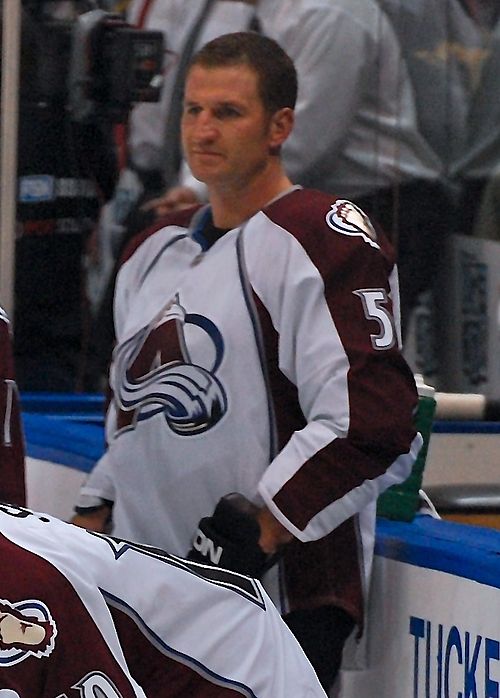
[{"x1": 377, "y1": 376, "x2": 436, "y2": 522}]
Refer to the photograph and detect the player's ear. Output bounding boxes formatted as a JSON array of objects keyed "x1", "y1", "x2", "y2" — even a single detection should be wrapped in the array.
[{"x1": 268, "y1": 107, "x2": 294, "y2": 152}]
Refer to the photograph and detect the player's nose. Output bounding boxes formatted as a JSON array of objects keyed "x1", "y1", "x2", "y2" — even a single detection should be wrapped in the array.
[{"x1": 192, "y1": 111, "x2": 219, "y2": 141}]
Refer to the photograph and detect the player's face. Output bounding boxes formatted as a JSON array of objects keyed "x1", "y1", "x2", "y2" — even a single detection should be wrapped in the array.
[{"x1": 182, "y1": 64, "x2": 284, "y2": 190}]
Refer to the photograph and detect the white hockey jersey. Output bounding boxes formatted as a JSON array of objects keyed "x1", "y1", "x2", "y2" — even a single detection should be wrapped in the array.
[
  {"x1": 80, "y1": 188, "x2": 422, "y2": 627},
  {"x1": 0, "y1": 502, "x2": 326, "y2": 697}
]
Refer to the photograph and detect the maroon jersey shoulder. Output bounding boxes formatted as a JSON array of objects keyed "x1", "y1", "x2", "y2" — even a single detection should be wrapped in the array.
[
  {"x1": 120, "y1": 205, "x2": 202, "y2": 266},
  {"x1": 0, "y1": 533, "x2": 138, "y2": 697},
  {"x1": 264, "y1": 188, "x2": 336, "y2": 233},
  {"x1": 263, "y1": 188, "x2": 396, "y2": 276}
]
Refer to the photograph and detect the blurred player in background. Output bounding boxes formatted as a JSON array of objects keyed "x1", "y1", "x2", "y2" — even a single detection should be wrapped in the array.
[
  {"x1": 73, "y1": 32, "x2": 422, "y2": 692},
  {"x1": 0, "y1": 502, "x2": 327, "y2": 697}
]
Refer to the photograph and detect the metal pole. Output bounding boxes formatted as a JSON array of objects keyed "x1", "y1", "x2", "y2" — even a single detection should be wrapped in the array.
[{"x1": 0, "y1": 0, "x2": 21, "y2": 318}]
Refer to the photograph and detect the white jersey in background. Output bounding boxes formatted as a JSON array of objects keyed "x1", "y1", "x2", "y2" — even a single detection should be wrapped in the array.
[
  {"x1": 378, "y1": 0, "x2": 487, "y2": 175},
  {"x1": 126, "y1": 0, "x2": 441, "y2": 196}
]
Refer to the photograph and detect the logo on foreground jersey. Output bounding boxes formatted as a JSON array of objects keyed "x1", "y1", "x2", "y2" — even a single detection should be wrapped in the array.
[
  {"x1": 326, "y1": 199, "x2": 379, "y2": 248},
  {"x1": 0, "y1": 598, "x2": 57, "y2": 665},
  {"x1": 113, "y1": 296, "x2": 228, "y2": 436}
]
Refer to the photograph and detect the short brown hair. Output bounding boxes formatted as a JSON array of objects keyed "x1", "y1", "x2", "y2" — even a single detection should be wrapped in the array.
[{"x1": 188, "y1": 31, "x2": 298, "y2": 114}]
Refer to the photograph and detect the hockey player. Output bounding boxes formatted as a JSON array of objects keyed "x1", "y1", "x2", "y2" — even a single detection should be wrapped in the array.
[
  {"x1": 0, "y1": 501, "x2": 327, "y2": 697},
  {"x1": 0, "y1": 307, "x2": 26, "y2": 506},
  {"x1": 73, "y1": 32, "x2": 423, "y2": 690}
]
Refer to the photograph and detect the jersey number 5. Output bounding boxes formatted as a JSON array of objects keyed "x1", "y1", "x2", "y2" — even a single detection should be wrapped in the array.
[{"x1": 353, "y1": 288, "x2": 396, "y2": 350}]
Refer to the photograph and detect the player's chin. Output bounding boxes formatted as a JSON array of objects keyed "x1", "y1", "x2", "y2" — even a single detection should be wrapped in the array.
[{"x1": 189, "y1": 153, "x2": 225, "y2": 177}]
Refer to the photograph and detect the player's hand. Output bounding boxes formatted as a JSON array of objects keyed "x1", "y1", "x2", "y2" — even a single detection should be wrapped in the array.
[
  {"x1": 141, "y1": 186, "x2": 200, "y2": 217},
  {"x1": 187, "y1": 493, "x2": 283, "y2": 578},
  {"x1": 71, "y1": 498, "x2": 113, "y2": 533}
]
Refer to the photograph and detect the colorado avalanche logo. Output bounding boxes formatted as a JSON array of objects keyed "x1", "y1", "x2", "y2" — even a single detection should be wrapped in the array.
[
  {"x1": 113, "y1": 297, "x2": 228, "y2": 436},
  {"x1": 326, "y1": 199, "x2": 379, "y2": 249},
  {"x1": 0, "y1": 599, "x2": 57, "y2": 666}
]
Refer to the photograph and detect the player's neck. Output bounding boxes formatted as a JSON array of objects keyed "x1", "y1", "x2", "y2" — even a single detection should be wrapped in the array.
[{"x1": 209, "y1": 165, "x2": 293, "y2": 229}]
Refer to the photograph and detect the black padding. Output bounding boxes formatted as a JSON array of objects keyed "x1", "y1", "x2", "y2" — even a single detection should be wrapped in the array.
[{"x1": 425, "y1": 484, "x2": 500, "y2": 512}]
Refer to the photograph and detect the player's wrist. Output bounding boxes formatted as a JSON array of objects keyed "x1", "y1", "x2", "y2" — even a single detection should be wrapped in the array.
[
  {"x1": 74, "y1": 494, "x2": 113, "y2": 516},
  {"x1": 256, "y1": 507, "x2": 293, "y2": 554},
  {"x1": 72, "y1": 495, "x2": 113, "y2": 532}
]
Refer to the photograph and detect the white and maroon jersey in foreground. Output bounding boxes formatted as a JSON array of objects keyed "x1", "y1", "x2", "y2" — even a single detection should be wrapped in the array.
[
  {"x1": 0, "y1": 503, "x2": 326, "y2": 697},
  {"x1": 80, "y1": 188, "x2": 422, "y2": 627}
]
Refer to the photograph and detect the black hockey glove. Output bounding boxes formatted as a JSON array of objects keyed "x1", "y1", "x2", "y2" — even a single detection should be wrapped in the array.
[{"x1": 187, "y1": 493, "x2": 279, "y2": 578}]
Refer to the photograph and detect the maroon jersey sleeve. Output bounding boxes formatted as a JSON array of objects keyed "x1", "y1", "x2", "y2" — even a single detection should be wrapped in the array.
[
  {"x1": 256, "y1": 191, "x2": 420, "y2": 534},
  {"x1": 0, "y1": 311, "x2": 26, "y2": 506}
]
